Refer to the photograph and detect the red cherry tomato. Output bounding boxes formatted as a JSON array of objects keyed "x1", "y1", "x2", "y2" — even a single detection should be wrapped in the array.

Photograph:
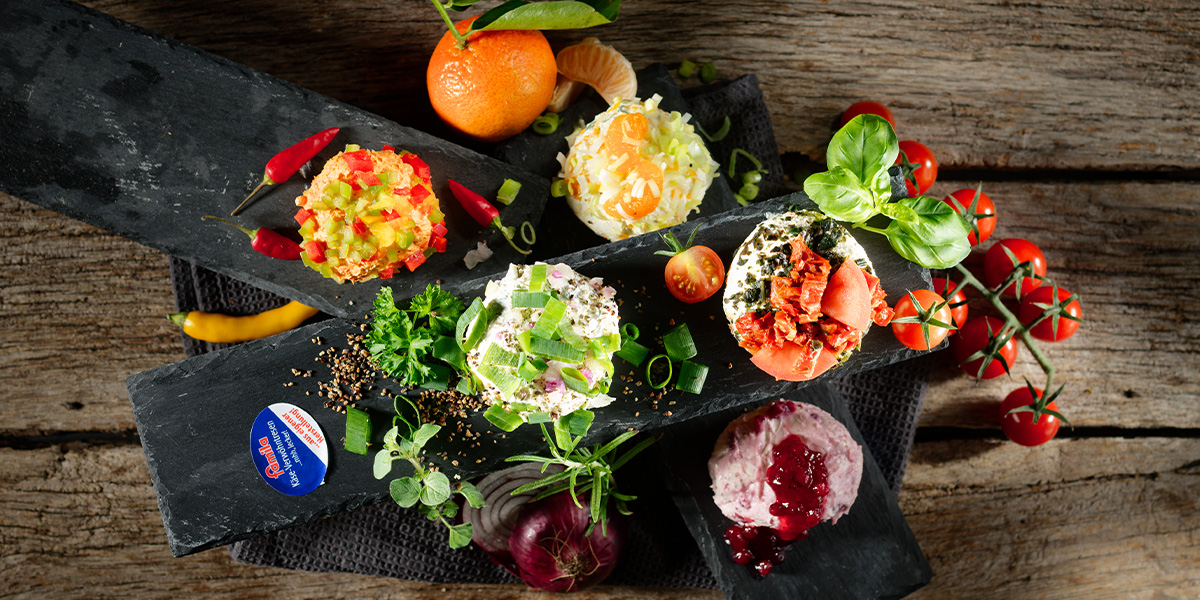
[
  {"x1": 664, "y1": 245, "x2": 725, "y2": 303},
  {"x1": 891, "y1": 290, "x2": 954, "y2": 351},
  {"x1": 953, "y1": 316, "x2": 1018, "y2": 379},
  {"x1": 1019, "y1": 286, "x2": 1082, "y2": 342},
  {"x1": 942, "y1": 188, "x2": 997, "y2": 245},
  {"x1": 931, "y1": 277, "x2": 968, "y2": 334},
  {"x1": 983, "y1": 238, "x2": 1047, "y2": 298},
  {"x1": 1000, "y1": 386, "x2": 1061, "y2": 446},
  {"x1": 840, "y1": 101, "x2": 896, "y2": 130},
  {"x1": 894, "y1": 141, "x2": 937, "y2": 197}
]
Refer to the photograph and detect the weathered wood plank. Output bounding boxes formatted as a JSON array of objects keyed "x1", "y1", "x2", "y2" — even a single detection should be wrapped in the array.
[
  {"x1": 1, "y1": 438, "x2": 1193, "y2": 598},
  {"x1": 79, "y1": 0, "x2": 1200, "y2": 171}
]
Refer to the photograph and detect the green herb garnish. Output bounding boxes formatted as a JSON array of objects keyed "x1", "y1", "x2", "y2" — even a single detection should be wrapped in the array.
[
  {"x1": 344, "y1": 406, "x2": 372, "y2": 455},
  {"x1": 367, "y1": 285, "x2": 467, "y2": 387}
]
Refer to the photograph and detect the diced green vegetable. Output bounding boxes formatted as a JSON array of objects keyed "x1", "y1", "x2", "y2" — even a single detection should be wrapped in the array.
[
  {"x1": 678, "y1": 59, "x2": 696, "y2": 78},
  {"x1": 344, "y1": 407, "x2": 372, "y2": 455},
  {"x1": 484, "y1": 404, "x2": 524, "y2": 432},
  {"x1": 550, "y1": 179, "x2": 568, "y2": 198},
  {"x1": 531, "y1": 297, "x2": 566, "y2": 339},
  {"x1": 496, "y1": 179, "x2": 521, "y2": 206},
  {"x1": 481, "y1": 343, "x2": 521, "y2": 368},
  {"x1": 528, "y1": 264, "x2": 548, "y2": 291},
  {"x1": 663, "y1": 323, "x2": 698, "y2": 361},
  {"x1": 518, "y1": 359, "x2": 542, "y2": 382},
  {"x1": 615, "y1": 338, "x2": 650, "y2": 366},
  {"x1": 599, "y1": 333, "x2": 622, "y2": 353},
  {"x1": 529, "y1": 337, "x2": 586, "y2": 363},
  {"x1": 477, "y1": 364, "x2": 522, "y2": 399},
  {"x1": 512, "y1": 291, "x2": 551, "y2": 308},
  {"x1": 675, "y1": 361, "x2": 709, "y2": 394},
  {"x1": 525, "y1": 412, "x2": 553, "y2": 424},
  {"x1": 699, "y1": 61, "x2": 716, "y2": 83}
]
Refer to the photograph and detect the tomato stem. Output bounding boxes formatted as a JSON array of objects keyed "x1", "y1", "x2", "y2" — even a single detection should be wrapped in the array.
[
  {"x1": 953, "y1": 264, "x2": 1056, "y2": 393},
  {"x1": 430, "y1": 0, "x2": 469, "y2": 49}
]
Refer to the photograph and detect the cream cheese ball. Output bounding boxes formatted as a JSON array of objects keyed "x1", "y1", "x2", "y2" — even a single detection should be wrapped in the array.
[
  {"x1": 557, "y1": 95, "x2": 717, "y2": 241},
  {"x1": 465, "y1": 263, "x2": 621, "y2": 417}
]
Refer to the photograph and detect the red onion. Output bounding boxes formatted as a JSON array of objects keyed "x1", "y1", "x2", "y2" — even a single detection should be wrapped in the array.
[
  {"x1": 461, "y1": 464, "x2": 560, "y2": 574},
  {"x1": 508, "y1": 492, "x2": 627, "y2": 592}
]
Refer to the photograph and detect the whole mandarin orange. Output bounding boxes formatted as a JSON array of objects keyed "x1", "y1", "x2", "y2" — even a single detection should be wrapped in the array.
[{"x1": 427, "y1": 16, "x2": 557, "y2": 143}]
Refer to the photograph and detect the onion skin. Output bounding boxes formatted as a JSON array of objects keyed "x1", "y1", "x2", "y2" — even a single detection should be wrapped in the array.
[{"x1": 509, "y1": 492, "x2": 627, "y2": 592}]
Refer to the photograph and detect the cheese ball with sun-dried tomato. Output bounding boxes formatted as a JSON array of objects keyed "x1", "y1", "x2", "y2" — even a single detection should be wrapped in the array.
[
  {"x1": 294, "y1": 146, "x2": 447, "y2": 283},
  {"x1": 558, "y1": 95, "x2": 717, "y2": 241}
]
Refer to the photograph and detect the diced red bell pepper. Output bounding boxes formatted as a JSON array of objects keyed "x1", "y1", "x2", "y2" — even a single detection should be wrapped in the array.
[
  {"x1": 380, "y1": 266, "x2": 394, "y2": 279},
  {"x1": 294, "y1": 208, "x2": 314, "y2": 226},
  {"x1": 432, "y1": 222, "x2": 448, "y2": 238},
  {"x1": 381, "y1": 209, "x2": 401, "y2": 221},
  {"x1": 352, "y1": 218, "x2": 370, "y2": 237},
  {"x1": 431, "y1": 236, "x2": 447, "y2": 253},
  {"x1": 381, "y1": 144, "x2": 395, "y2": 153},
  {"x1": 404, "y1": 251, "x2": 426, "y2": 272},
  {"x1": 303, "y1": 240, "x2": 327, "y2": 263},
  {"x1": 401, "y1": 153, "x2": 430, "y2": 183},
  {"x1": 343, "y1": 149, "x2": 374, "y2": 172},
  {"x1": 410, "y1": 184, "x2": 431, "y2": 205},
  {"x1": 358, "y1": 172, "x2": 381, "y2": 187}
]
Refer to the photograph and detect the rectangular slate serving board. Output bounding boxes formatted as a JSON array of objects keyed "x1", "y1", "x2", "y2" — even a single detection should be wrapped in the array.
[
  {"x1": 0, "y1": 0, "x2": 547, "y2": 319},
  {"x1": 494, "y1": 63, "x2": 742, "y2": 259},
  {"x1": 660, "y1": 385, "x2": 932, "y2": 600},
  {"x1": 127, "y1": 192, "x2": 933, "y2": 557}
]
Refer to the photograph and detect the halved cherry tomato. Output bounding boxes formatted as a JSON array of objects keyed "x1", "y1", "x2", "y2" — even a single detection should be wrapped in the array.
[
  {"x1": 840, "y1": 101, "x2": 896, "y2": 130},
  {"x1": 890, "y1": 290, "x2": 954, "y2": 351},
  {"x1": 894, "y1": 141, "x2": 937, "y2": 197},
  {"x1": 984, "y1": 238, "x2": 1046, "y2": 298},
  {"x1": 942, "y1": 188, "x2": 996, "y2": 245},
  {"x1": 953, "y1": 316, "x2": 1018, "y2": 379},
  {"x1": 658, "y1": 228, "x2": 725, "y2": 303},
  {"x1": 1019, "y1": 286, "x2": 1082, "y2": 342},
  {"x1": 931, "y1": 277, "x2": 968, "y2": 334},
  {"x1": 1000, "y1": 386, "x2": 1061, "y2": 446}
]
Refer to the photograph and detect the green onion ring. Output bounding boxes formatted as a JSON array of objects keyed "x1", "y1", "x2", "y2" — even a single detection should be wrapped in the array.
[
  {"x1": 621, "y1": 323, "x2": 640, "y2": 341},
  {"x1": 645, "y1": 354, "x2": 673, "y2": 389},
  {"x1": 520, "y1": 221, "x2": 536, "y2": 245}
]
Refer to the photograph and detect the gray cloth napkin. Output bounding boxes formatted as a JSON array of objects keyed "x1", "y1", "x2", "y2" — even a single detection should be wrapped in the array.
[{"x1": 166, "y1": 74, "x2": 929, "y2": 588}]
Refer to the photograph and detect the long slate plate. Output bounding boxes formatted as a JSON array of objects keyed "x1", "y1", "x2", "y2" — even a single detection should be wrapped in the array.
[
  {"x1": 661, "y1": 385, "x2": 931, "y2": 599},
  {"x1": 495, "y1": 63, "x2": 742, "y2": 259},
  {"x1": 0, "y1": 0, "x2": 547, "y2": 319},
  {"x1": 127, "y1": 191, "x2": 932, "y2": 557}
]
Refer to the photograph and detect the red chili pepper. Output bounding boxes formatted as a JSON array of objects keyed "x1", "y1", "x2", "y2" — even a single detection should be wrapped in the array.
[
  {"x1": 303, "y1": 240, "x2": 328, "y2": 263},
  {"x1": 447, "y1": 179, "x2": 531, "y2": 255},
  {"x1": 231, "y1": 127, "x2": 340, "y2": 216},
  {"x1": 202, "y1": 216, "x2": 301, "y2": 260}
]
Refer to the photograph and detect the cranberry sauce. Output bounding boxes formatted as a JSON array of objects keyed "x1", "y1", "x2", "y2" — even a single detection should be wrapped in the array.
[{"x1": 723, "y1": 431, "x2": 830, "y2": 577}]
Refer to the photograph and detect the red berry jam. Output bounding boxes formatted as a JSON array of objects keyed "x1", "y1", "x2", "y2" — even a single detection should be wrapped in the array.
[{"x1": 723, "y1": 433, "x2": 830, "y2": 577}]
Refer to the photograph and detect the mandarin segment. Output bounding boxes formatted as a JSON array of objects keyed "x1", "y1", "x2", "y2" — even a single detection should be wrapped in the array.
[{"x1": 556, "y1": 38, "x2": 637, "y2": 105}]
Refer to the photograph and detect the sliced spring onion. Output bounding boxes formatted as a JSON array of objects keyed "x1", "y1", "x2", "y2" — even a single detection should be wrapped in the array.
[
  {"x1": 422, "y1": 364, "x2": 453, "y2": 391},
  {"x1": 512, "y1": 291, "x2": 551, "y2": 308},
  {"x1": 699, "y1": 61, "x2": 716, "y2": 83},
  {"x1": 481, "y1": 343, "x2": 521, "y2": 368},
  {"x1": 532, "y1": 112, "x2": 561, "y2": 135},
  {"x1": 525, "y1": 412, "x2": 553, "y2": 424},
  {"x1": 599, "y1": 332, "x2": 623, "y2": 353},
  {"x1": 478, "y1": 364, "x2": 522, "y2": 399},
  {"x1": 496, "y1": 179, "x2": 521, "y2": 206},
  {"x1": 529, "y1": 337, "x2": 586, "y2": 363},
  {"x1": 518, "y1": 360, "x2": 542, "y2": 382},
  {"x1": 527, "y1": 357, "x2": 549, "y2": 371},
  {"x1": 696, "y1": 115, "x2": 731, "y2": 143},
  {"x1": 344, "y1": 406, "x2": 372, "y2": 456},
  {"x1": 678, "y1": 59, "x2": 696, "y2": 78},
  {"x1": 433, "y1": 335, "x2": 466, "y2": 372},
  {"x1": 528, "y1": 264, "x2": 548, "y2": 291},
  {"x1": 520, "y1": 221, "x2": 536, "y2": 245},
  {"x1": 663, "y1": 323, "x2": 698, "y2": 361},
  {"x1": 454, "y1": 376, "x2": 476, "y2": 395},
  {"x1": 530, "y1": 297, "x2": 565, "y2": 339},
  {"x1": 456, "y1": 298, "x2": 484, "y2": 349},
  {"x1": 560, "y1": 367, "x2": 592, "y2": 394},
  {"x1": 484, "y1": 404, "x2": 524, "y2": 432},
  {"x1": 621, "y1": 323, "x2": 640, "y2": 341},
  {"x1": 516, "y1": 329, "x2": 533, "y2": 353},
  {"x1": 675, "y1": 361, "x2": 709, "y2": 395},
  {"x1": 645, "y1": 354, "x2": 673, "y2": 389},
  {"x1": 550, "y1": 179, "x2": 568, "y2": 198},
  {"x1": 614, "y1": 338, "x2": 650, "y2": 366},
  {"x1": 558, "y1": 322, "x2": 590, "y2": 351}
]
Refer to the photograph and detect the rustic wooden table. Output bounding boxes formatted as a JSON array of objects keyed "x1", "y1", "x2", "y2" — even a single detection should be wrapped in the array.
[{"x1": 3, "y1": 1, "x2": 1198, "y2": 598}]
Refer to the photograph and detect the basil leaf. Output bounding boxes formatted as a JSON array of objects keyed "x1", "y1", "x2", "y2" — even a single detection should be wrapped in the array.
[
  {"x1": 471, "y1": 0, "x2": 620, "y2": 32},
  {"x1": 803, "y1": 166, "x2": 878, "y2": 223},
  {"x1": 390, "y1": 476, "x2": 422, "y2": 508},
  {"x1": 420, "y1": 471, "x2": 452, "y2": 506},
  {"x1": 826, "y1": 114, "x2": 899, "y2": 187},
  {"x1": 883, "y1": 196, "x2": 972, "y2": 268},
  {"x1": 448, "y1": 523, "x2": 474, "y2": 549},
  {"x1": 879, "y1": 199, "x2": 918, "y2": 224}
]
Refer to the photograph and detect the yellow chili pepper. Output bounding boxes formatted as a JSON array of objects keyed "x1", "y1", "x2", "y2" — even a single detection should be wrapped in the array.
[{"x1": 167, "y1": 301, "x2": 320, "y2": 343}]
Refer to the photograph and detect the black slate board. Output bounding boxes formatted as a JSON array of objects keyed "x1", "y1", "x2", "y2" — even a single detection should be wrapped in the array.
[
  {"x1": 494, "y1": 63, "x2": 741, "y2": 259},
  {"x1": 127, "y1": 191, "x2": 932, "y2": 557},
  {"x1": 0, "y1": 0, "x2": 547, "y2": 319},
  {"x1": 660, "y1": 385, "x2": 931, "y2": 599}
]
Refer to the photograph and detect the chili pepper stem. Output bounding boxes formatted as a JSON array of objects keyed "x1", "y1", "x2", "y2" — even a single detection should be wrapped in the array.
[
  {"x1": 168, "y1": 312, "x2": 188, "y2": 328},
  {"x1": 953, "y1": 263, "x2": 1056, "y2": 392},
  {"x1": 231, "y1": 174, "x2": 276, "y2": 216},
  {"x1": 430, "y1": 0, "x2": 470, "y2": 49},
  {"x1": 492, "y1": 216, "x2": 532, "y2": 255},
  {"x1": 202, "y1": 215, "x2": 256, "y2": 239}
]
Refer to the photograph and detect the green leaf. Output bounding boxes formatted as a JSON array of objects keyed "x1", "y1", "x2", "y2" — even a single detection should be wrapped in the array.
[
  {"x1": 471, "y1": 0, "x2": 620, "y2": 32},
  {"x1": 879, "y1": 199, "x2": 918, "y2": 223},
  {"x1": 390, "y1": 476, "x2": 421, "y2": 508},
  {"x1": 344, "y1": 407, "x2": 372, "y2": 456},
  {"x1": 826, "y1": 114, "x2": 899, "y2": 187},
  {"x1": 448, "y1": 523, "x2": 474, "y2": 549},
  {"x1": 410, "y1": 423, "x2": 441, "y2": 452},
  {"x1": 408, "y1": 284, "x2": 465, "y2": 336},
  {"x1": 803, "y1": 166, "x2": 878, "y2": 223},
  {"x1": 432, "y1": 335, "x2": 467, "y2": 373},
  {"x1": 457, "y1": 481, "x2": 485, "y2": 508},
  {"x1": 554, "y1": 410, "x2": 594, "y2": 451},
  {"x1": 421, "y1": 471, "x2": 452, "y2": 506},
  {"x1": 883, "y1": 196, "x2": 972, "y2": 269},
  {"x1": 373, "y1": 449, "x2": 395, "y2": 479},
  {"x1": 449, "y1": 0, "x2": 482, "y2": 11}
]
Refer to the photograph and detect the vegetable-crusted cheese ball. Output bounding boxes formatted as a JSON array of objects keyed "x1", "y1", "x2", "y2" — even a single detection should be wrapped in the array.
[
  {"x1": 557, "y1": 95, "x2": 717, "y2": 241},
  {"x1": 722, "y1": 209, "x2": 892, "y2": 381},
  {"x1": 294, "y1": 146, "x2": 447, "y2": 283},
  {"x1": 466, "y1": 263, "x2": 621, "y2": 417},
  {"x1": 709, "y1": 400, "x2": 862, "y2": 540}
]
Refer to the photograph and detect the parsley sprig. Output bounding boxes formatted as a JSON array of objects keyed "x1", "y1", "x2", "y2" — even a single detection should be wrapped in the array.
[{"x1": 366, "y1": 285, "x2": 466, "y2": 387}]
